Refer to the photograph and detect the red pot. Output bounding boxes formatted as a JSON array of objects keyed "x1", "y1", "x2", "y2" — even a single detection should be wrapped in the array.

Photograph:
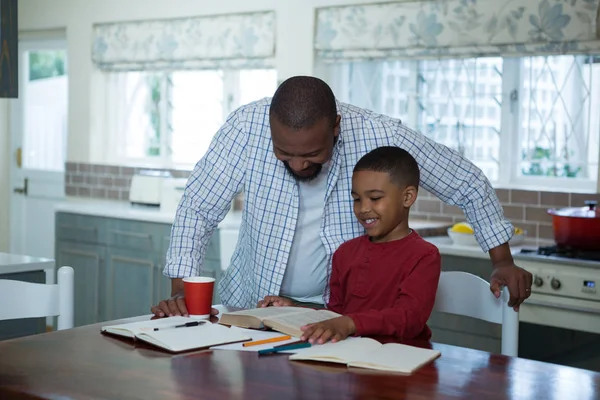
[{"x1": 547, "y1": 200, "x2": 600, "y2": 251}]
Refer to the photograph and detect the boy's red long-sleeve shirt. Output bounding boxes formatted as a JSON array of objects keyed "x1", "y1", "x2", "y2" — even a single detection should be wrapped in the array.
[{"x1": 327, "y1": 231, "x2": 441, "y2": 341}]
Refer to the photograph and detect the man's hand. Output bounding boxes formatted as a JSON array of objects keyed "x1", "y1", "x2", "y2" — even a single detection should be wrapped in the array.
[
  {"x1": 150, "y1": 290, "x2": 219, "y2": 318},
  {"x1": 489, "y1": 243, "x2": 533, "y2": 311},
  {"x1": 300, "y1": 316, "x2": 356, "y2": 344},
  {"x1": 490, "y1": 262, "x2": 533, "y2": 311},
  {"x1": 257, "y1": 296, "x2": 294, "y2": 308}
]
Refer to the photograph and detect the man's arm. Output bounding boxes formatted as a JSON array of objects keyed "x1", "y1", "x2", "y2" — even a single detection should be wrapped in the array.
[
  {"x1": 394, "y1": 123, "x2": 532, "y2": 308},
  {"x1": 151, "y1": 108, "x2": 249, "y2": 317},
  {"x1": 345, "y1": 250, "x2": 441, "y2": 340}
]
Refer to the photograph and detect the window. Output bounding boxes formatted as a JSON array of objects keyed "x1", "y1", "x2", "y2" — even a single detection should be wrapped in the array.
[
  {"x1": 105, "y1": 69, "x2": 277, "y2": 167},
  {"x1": 322, "y1": 54, "x2": 600, "y2": 191}
]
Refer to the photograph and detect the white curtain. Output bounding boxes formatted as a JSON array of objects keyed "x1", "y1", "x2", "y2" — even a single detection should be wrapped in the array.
[
  {"x1": 315, "y1": 0, "x2": 600, "y2": 62},
  {"x1": 92, "y1": 11, "x2": 276, "y2": 71}
]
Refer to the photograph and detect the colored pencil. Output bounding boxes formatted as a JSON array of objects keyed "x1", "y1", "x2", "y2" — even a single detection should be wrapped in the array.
[
  {"x1": 242, "y1": 335, "x2": 292, "y2": 347},
  {"x1": 258, "y1": 341, "x2": 312, "y2": 355}
]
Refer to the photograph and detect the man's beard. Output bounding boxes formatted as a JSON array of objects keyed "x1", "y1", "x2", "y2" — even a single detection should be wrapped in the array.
[{"x1": 283, "y1": 161, "x2": 323, "y2": 182}]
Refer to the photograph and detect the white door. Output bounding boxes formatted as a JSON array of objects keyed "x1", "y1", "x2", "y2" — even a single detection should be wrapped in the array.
[{"x1": 9, "y1": 39, "x2": 68, "y2": 259}]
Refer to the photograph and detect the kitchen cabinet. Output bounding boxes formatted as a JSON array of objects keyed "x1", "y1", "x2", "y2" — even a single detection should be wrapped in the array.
[
  {"x1": 55, "y1": 212, "x2": 222, "y2": 327},
  {"x1": 55, "y1": 241, "x2": 106, "y2": 326}
]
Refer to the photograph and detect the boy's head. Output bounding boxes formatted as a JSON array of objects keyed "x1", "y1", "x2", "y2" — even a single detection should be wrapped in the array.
[{"x1": 351, "y1": 146, "x2": 420, "y2": 242}]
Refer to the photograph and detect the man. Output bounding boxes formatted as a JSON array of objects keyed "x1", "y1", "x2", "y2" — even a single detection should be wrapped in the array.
[{"x1": 151, "y1": 76, "x2": 532, "y2": 318}]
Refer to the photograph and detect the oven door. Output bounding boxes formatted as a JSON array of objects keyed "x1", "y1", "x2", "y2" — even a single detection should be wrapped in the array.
[{"x1": 519, "y1": 294, "x2": 600, "y2": 372}]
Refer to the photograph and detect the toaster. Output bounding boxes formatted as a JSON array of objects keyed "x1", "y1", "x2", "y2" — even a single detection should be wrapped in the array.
[{"x1": 129, "y1": 170, "x2": 172, "y2": 206}]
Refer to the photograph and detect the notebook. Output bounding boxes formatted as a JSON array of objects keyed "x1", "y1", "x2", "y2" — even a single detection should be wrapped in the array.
[
  {"x1": 219, "y1": 306, "x2": 341, "y2": 338},
  {"x1": 101, "y1": 317, "x2": 251, "y2": 353},
  {"x1": 289, "y1": 337, "x2": 441, "y2": 373}
]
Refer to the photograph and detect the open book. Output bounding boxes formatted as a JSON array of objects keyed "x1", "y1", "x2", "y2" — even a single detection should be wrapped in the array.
[
  {"x1": 289, "y1": 337, "x2": 441, "y2": 373},
  {"x1": 101, "y1": 317, "x2": 251, "y2": 353},
  {"x1": 219, "y1": 306, "x2": 341, "y2": 338}
]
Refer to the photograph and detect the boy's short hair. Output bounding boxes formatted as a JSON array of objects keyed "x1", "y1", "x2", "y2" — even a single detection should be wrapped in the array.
[{"x1": 353, "y1": 146, "x2": 420, "y2": 189}]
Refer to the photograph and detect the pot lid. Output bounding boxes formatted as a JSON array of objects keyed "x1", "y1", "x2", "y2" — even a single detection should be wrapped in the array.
[{"x1": 549, "y1": 200, "x2": 600, "y2": 218}]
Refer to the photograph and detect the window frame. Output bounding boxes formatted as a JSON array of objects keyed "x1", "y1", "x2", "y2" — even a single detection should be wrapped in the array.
[
  {"x1": 100, "y1": 69, "x2": 274, "y2": 170},
  {"x1": 320, "y1": 56, "x2": 600, "y2": 193}
]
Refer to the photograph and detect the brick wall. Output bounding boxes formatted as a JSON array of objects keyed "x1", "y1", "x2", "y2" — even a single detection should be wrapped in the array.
[
  {"x1": 414, "y1": 188, "x2": 600, "y2": 241},
  {"x1": 66, "y1": 162, "x2": 600, "y2": 242}
]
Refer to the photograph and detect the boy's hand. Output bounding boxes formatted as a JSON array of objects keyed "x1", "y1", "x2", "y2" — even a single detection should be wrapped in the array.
[
  {"x1": 257, "y1": 296, "x2": 294, "y2": 308},
  {"x1": 300, "y1": 316, "x2": 356, "y2": 344}
]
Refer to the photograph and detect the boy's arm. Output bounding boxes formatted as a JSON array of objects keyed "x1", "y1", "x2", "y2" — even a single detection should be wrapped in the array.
[
  {"x1": 345, "y1": 250, "x2": 441, "y2": 340},
  {"x1": 326, "y1": 252, "x2": 344, "y2": 314}
]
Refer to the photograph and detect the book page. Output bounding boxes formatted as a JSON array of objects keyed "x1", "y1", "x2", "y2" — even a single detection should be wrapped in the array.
[
  {"x1": 101, "y1": 316, "x2": 194, "y2": 338},
  {"x1": 289, "y1": 337, "x2": 381, "y2": 364},
  {"x1": 266, "y1": 309, "x2": 341, "y2": 334},
  {"x1": 348, "y1": 343, "x2": 441, "y2": 373},
  {"x1": 137, "y1": 323, "x2": 251, "y2": 353},
  {"x1": 224, "y1": 306, "x2": 311, "y2": 319}
]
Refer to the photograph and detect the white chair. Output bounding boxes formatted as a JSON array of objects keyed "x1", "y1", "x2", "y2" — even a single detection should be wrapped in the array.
[
  {"x1": 0, "y1": 266, "x2": 74, "y2": 330},
  {"x1": 433, "y1": 271, "x2": 519, "y2": 356}
]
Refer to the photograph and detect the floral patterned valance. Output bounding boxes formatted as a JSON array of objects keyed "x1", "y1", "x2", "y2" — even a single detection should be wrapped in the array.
[
  {"x1": 315, "y1": 0, "x2": 600, "y2": 62},
  {"x1": 92, "y1": 11, "x2": 276, "y2": 71}
]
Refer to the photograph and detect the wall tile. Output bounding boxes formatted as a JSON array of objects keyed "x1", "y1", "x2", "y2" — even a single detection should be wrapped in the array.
[
  {"x1": 571, "y1": 193, "x2": 600, "y2": 207},
  {"x1": 495, "y1": 189, "x2": 510, "y2": 203},
  {"x1": 503, "y1": 205, "x2": 524, "y2": 220},
  {"x1": 525, "y1": 206, "x2": 553, "y2": 223},
  {"x1": 511, "y1": 190, "x2": 539, "y2": 205},
  {"x1": 442, "y1": 203, "x2": 463, "y2": 216},
  {"x1": 540, "y1": 191, "x2": 569, "y2": 207},
  {"x1": 538, "y1": 223, "x2": 555, "y2": 240},
  {"x1": 417, "y1": 199, "x2": 442, "y2": 214}
]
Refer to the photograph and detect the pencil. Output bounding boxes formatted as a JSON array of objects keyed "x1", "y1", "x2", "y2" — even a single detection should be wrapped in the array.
[{"x1": 242, "y1": 335, "x2": 292, "y2": 347}]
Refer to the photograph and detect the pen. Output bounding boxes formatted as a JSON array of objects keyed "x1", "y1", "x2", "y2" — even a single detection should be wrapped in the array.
[
  {"x1": 153, "y1": 321, "x2": 206, "y2": 331},
  {"x1": 243, "y1": 335, "x2": 292, "y2": 347},
  {"x1": 274, "y1": 339, "x2": 304, "y2": 348},
  {"x1": 258, "y1": 341, "x2": 312, "y2": 355}
]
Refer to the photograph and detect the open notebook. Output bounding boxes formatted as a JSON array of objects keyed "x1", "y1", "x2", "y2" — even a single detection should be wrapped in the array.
[
  {"x1": 219, "y1": 306, "x2": 341, "y2": 337},
  {"x1": 101, "y1": 317, "x2": 251, "y2": 353},
  {"x1": 289, "y1": 337, "x2": 441, "y2": 373}
]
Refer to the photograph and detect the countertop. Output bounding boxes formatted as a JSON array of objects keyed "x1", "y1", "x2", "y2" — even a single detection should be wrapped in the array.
[
  {"x1": 54, "y1": 198, "x2": 451, "y2": 234},
  {"x1": 0, "y1": 252, "x2": 55, "y2": 274},
  {"x1": 54, "y1": 198, "x2": 242, "y2": 229},
  {"x1": 425, "y1": 236, "x2": 600, "y2": 269}
]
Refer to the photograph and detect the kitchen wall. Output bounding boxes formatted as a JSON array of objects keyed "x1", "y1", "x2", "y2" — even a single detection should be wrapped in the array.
[
  {"x1": 3, "y1": 0, "x2": 599, "y2": 250},
  {"x1": 0, "y1": 99, "x2": 9, "y2": 252},
  {"x1": 65, "y1": 161, "x2": 600, "y2": 243}
]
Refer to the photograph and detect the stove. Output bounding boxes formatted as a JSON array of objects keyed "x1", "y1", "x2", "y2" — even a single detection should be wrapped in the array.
[
  {"x1": 514, "y1": 247, "x2": 600, "y2": 372},
  {"x1": 520, "y1": 245, "x2": 600, "y2": 261}
]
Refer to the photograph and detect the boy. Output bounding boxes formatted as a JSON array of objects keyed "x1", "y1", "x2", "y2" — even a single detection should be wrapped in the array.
[{"x1": 258, "y1": 146, "x2": 441, "y2": 344}]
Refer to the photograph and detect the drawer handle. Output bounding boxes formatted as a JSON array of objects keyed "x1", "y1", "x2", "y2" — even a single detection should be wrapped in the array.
[
  {"x1": 59, "y1": 224, "x2": 98, "y2": 233},
  {"x1": 110, "y1": 230, "x2": 152, "y2": 240}
]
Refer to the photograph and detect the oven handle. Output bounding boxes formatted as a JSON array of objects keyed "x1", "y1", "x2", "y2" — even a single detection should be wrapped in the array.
[{"x1": 525, "y1": 298, "x2": 600, "y2": 315}]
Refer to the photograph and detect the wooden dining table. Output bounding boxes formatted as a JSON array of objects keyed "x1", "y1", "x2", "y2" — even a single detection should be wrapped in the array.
[{"x1": 1, "y1": 307, "x2": 600, "y2": 400}]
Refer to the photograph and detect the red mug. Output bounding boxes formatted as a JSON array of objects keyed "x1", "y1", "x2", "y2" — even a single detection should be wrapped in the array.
[{"x1": 183, "y1": 276, "x2": 215, "y2": 319}]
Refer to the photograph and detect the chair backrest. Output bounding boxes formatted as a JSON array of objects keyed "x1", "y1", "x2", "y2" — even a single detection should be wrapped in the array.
[
  {"x1": 0, "y1": 266, "x2": 74, "y2": 330},
  {"x1": 433, "y1": 271, "x2": 519, "y2": 356}
]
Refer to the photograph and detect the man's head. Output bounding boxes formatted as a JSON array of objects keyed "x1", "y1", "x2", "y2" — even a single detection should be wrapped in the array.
[
  {"x1": 269, "y1": 76, "x2": 341, "y2": 181},
  {"x1": 351, "y1": 146, "x2": 420, "y2": 242}
]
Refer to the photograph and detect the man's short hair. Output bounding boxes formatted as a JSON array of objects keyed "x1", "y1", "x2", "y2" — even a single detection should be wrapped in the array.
[
  {"x1": 269, "y1": 76, "x2": 337, "y2": 130},
  {"x1": 353, "y1": 146, "x2": 420, "y2": 189}
]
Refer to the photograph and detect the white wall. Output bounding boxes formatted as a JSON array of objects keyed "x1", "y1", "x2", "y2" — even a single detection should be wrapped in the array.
[
  {"x1": 0, "y1": 99, "x2": 9, "y2": 252},
  {"x1": 18, "y1": 0, "x2": 391, "y2": 163}
]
